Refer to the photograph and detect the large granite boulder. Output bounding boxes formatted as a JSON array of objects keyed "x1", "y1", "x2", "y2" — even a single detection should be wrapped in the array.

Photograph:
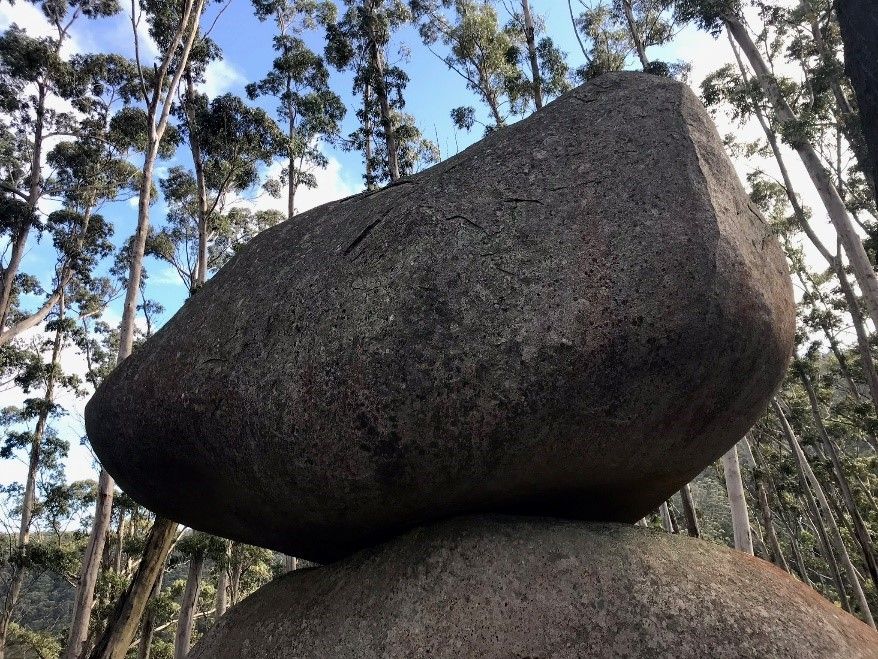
[
  {"x1": 85, "y1": 72, "x2": 795, "y2": 562},
  {"x1": 190, "y1": 516, "x2": 878, "y2": 658}
]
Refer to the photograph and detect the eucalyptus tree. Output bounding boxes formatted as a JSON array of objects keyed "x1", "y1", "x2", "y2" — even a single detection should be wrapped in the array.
[
  {"x1": 0, "y1": 53, "x2": 126, "y2": 654},
  {"x1": 721, "y1": 441, "x2": 754, "y2": 554},
  {"x1": 503, "y1": 0, "x2": 571, "y2": 107},
  {"x1": 326, "y1": 0, "x2": 412, "y2": 183},
  {"x1": 796, "y1": 359, "x2": 878, "y2": 589},
  {"x1": 73, "y1": 0, "x2": 215, "y2": 655},
  {"x1": 156, "y1": 94, "x2": 282, "y2": 292},
  {"x1": 0, "y1": 299, "x2": 74, "y2": 659},
  {"x1": 0, "y1": 418, "x2": 79, "y2": 659},
  {"x1": 773, "y1": 399, "x2": 875, "y2": 628},
  {"x1": 567, "y1": 0, "x2": 683, "y2": 78},
  {"x1": 412, "y1": 0, "x2": 526, "y2": 130},
  {"x1": 0, "y1": 196, "x2": 112, "y2": 657},
  {"x1": 172, "y1": 533, "x2": 223, "y2": 659},
  {"x1": 248, "y1": 0, "x2": 346, "y2": 220},
  {"x1": 0, "y1": 0, "x2": 121, "y2": 343},
  {"x1": 348, "y1": 107, "x2": 438, "y2": 182},
  {"x1": 614, "y1": 0, "x2": 683, "y2": 75},
  {"x1": 702, "y1": 24, "x2": 878, "y2": 425},
  {"x1": 40, "y1": 53, "x2": 170, "y2": 659},
  {"x1": 517, "y1": 0, "x2": 542, "y2": 107},
  {"x1": 675, "y1": 0, "x2": 878, "y2": 332},
  {"x1": 568, "y1": 0, "x2": 631, "y2": 79}
]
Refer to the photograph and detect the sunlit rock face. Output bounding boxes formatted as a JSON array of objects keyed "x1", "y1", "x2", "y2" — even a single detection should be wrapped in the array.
[
  {"x1": 189, "y1": 517, "x2": 878, "y2": 659},
  {"x1": 85, "y1": 72, "x2": 794, "y2": 563}
]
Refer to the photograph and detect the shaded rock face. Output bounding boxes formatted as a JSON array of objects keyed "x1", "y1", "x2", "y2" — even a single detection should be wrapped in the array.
[
  {"x1": 190, "y1": 517, "x2": 878, "y2": 659},
  {"x1": 85, "y1": 72, "x2": 795, "y2": 562}
]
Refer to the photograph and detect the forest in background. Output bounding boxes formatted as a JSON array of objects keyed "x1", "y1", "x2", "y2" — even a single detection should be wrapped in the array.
[{"x1": 0, "y1": 0, "x2": 877, "y2": 657}]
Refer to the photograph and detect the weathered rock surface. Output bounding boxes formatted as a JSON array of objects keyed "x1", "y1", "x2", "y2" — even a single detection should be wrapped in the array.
[
  {"x1": 190, "y1": 516, "x2": 878, "y2": 659},
  {"x1": 85, "y1": 72, "x2": 795, "y2": 562}
]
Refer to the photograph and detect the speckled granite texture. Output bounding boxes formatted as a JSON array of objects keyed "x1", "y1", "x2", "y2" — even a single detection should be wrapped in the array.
[
  {"x1": 85, "y1": 72, "x2": 794, "y2": 562},
  {"x1": 191, "y1": 517, "x2": 878, "y2": 659}
]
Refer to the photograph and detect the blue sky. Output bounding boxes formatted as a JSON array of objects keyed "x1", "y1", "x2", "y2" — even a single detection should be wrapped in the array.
[
  {"x1": 0, "y1": 0, "x2": 831, "y2": 487},
  {"x1": 1, "y1": 0, "x2": 730, "y2": 328}
]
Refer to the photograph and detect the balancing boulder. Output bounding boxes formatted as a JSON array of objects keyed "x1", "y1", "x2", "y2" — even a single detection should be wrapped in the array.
[
  {"x1": 85, "y1": 72, "x2": 795, "y2": 562},
  {"x1": 190, "y1": 517, "x2": 878, "y2": 659}
]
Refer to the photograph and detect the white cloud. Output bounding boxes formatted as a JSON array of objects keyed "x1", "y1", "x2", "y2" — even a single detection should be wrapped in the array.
[
  {"x1": 202, "y1": 58, "x2": 246, "y2": 99},
  {"x1": 152, "y1": 265, "x2": 186, "y2": 287},
  {"x1": 246, "y1": 156, "x2": 359, "y2": 217},
  {"x1": 122, "y1": 2, "x2": 159, "y2": 60},
  {"x1": 0, "y1": 1, "x2": 81, "y2": 55}
]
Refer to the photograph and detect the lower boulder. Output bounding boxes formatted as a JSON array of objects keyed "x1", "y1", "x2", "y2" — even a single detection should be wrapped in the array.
[{"x1": 191, "y1": 516, "x2": 877, "y2": 658}]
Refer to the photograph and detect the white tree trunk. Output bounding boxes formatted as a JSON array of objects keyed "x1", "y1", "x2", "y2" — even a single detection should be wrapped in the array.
[
  {"x1": 521, "y1": 0, "x2": 543, "y2": 108},
  {"x1": 659, "y1": 502, "x2": 674, "y2": 533},
  {"x1": 65, "y1": 469, "x2": 114, "y2": 659},
  {"x1": 215, "y1": 542, "x2": 229, "y2": 620},
  {"x1": 773, "y1": 400, "x2": 876, "y2": 628},
  {"x1": 72, "y1": 4, "x2": 207, "y2": 657},
  {"x1": 724, "y1": 13, "x2": 878, "y2": 330},
  {"x1": 174, "y1": 554, "x2": 205, "y2": 659},
  {"x1": 722, "y1": 442, "x2": 754, "y2": 555}
]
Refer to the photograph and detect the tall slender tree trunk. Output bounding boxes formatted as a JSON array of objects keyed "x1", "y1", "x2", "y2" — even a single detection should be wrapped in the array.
[
  {"x1": 0, "y1": 82, "x2": 47, "y2": 330},
  {"x1": 773, "y1": 399, "x2": 875, "y2": 627},
  {"x1": 365, "y1": 0, "x2": 399, "y2": 182},
  {"x1": 174, "y1": 553, "x2": 204, "y2": 659},
  {"x1": 228, "y1": 551, "x2": 242, "y2": 608},
  {"x1": 75, "y1": 0, "x2": 205, "y2": 659},
  {"x1": 136, "y1": 569, "x2": 164, "y2": 659},
  {"x1": 520, "y1": 0, "x2": 543, "y2": 108},
  {"x1": 0, "y1": 294, "x2": 64, "y2": 659},
  {"x1": 485, "y1": 88, "x2": 503, "y2": 128},
  {"x1": 113, "y1": 514, "x2": 126, "y2": 576},
  {"x1": 749, "y1": 442, "x2": 790, "y2": 572},
  {"x1": 659, "y1": 501, "x2": 673, "y2": 533},
  {"x1": 621, "y1": 0, "x2": 649, "y2": 71},
  {"x1": 678, "y1": 484, "x2": 700, "y2": 538},
  {"x1": 66, "y1": 468, "x2": 114, "y2": 659},
  {"x1": 287, "y1": 116, "x2": 296, "y2": 220},
  {"x1": 71, "y1": 5, "x2": 205, "y2": 656},
  {"x1": 722, "y1": 442, "x2": 754, "y2": 555},
  {"x1": 788, "y1": 428, "x2": 851, "y2": 610},
  {"x1": 88, "y1": 519, "x2": 178, "y2": 659},
  {"x1": 789, "y1": 522, "x2": 814, "y2": 588},
  {"x1": 363, "y1": 82, "x2": 375, "y2": 190},
  {"x1": 64, "y1": 141, "x2": 161, "y2": 656},
  {"x1": 797, "y1": 364, "x2": 878, "y2": 588},
  {"x1": 755, "y1": 473, "x2": 789, "y2": 571},
  {"x1": 724, "y1": 13, "x2": 878, "y2": 330},
  {"x1": 184, "y1": 68, "x2": 208, "y2": 290},
  {"x1": 730, "y1": 34, "x2": 878, "y2": 423},
  {"x1": 214, "y1": 541, "x2": 229, "y2": 620}
]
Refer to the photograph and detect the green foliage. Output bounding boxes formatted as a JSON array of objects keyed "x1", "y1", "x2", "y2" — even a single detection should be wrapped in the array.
[
  {"x1": 570, "y1": 0, "x2": 683, "y2": 80},
  {"x1": 413, "y1": 0, "x2": 528, "y2": 128},
  {"x1": 155, "y1": 93, "x2": 281, "y2": 291},
  {"x1": 247, "y1": 0, "x2": 344, "y2": 214},
  {"x1": 673, "y1": 0, "x2": 739, "y2": 35},
  {"x1": 327, "y1": 0, "x2": 436, "y2": 186}
]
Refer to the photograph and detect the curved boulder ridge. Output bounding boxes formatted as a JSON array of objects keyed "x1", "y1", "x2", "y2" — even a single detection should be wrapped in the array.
[
  {"x1": 85, "y1": 72, "x2": 795, "y2": 562},
  {"x1": 191, "y1": 517, "x2": 878, "y2": 659}
]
